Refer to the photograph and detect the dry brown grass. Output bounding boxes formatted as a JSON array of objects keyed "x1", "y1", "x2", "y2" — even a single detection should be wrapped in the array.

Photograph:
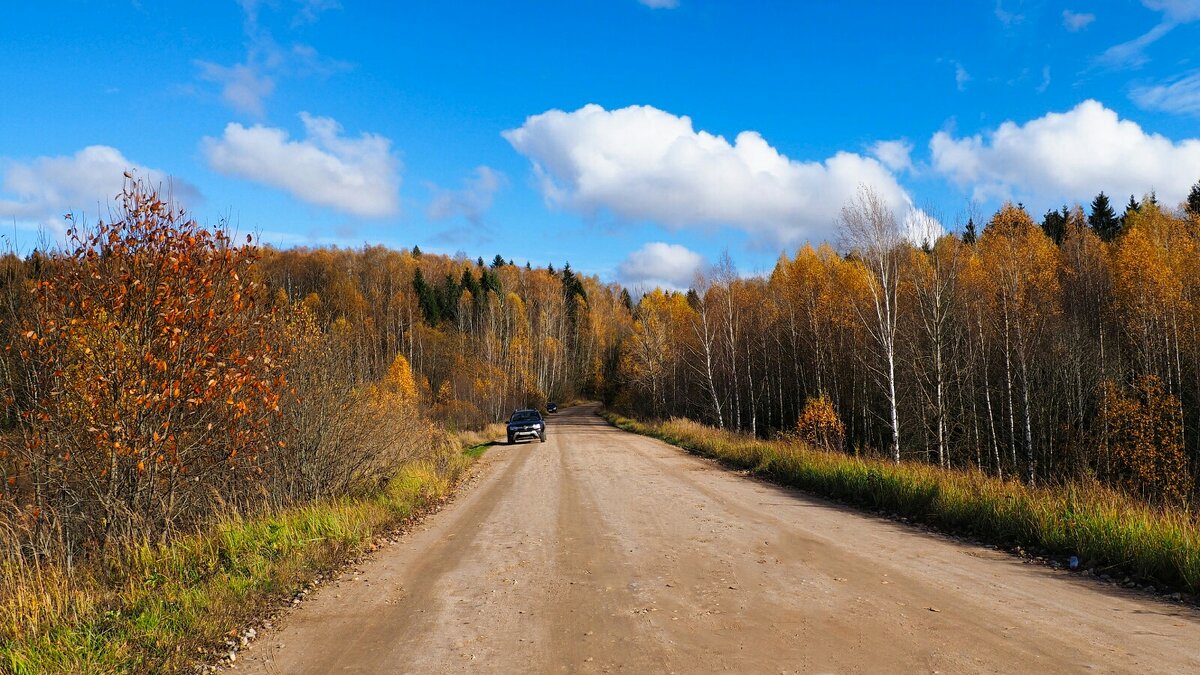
[
  {"x1": 0, "y1": 448, "x2": 472, "y2": 673},
  {"x1": 605, "y1": 412, "x2": 1200, "y2": 596}
]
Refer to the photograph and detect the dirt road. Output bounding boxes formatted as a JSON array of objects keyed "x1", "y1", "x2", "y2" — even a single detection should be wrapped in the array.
[{"x1": 242, "y1": 404, "x2": 1199, "y2": 673}]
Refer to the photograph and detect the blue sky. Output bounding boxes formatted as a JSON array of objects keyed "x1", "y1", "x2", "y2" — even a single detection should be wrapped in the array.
[{"x1": 2, "y1": 1, "x2": 1199, "y2": 288}]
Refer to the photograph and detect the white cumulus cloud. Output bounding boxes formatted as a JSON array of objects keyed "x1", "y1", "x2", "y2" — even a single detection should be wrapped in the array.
[
  {"x1": 0, "y1": 146, "x2": 199, "y2": 233},
  {"x1": 618, "y1": 242, "x2": 705, "y2": 290},
  {"x1": 202, "y1": 113, "x2": 400, "y2": 217},
  {"x1": 930, "y1": 99, "x2": 1200, "y2": 207},
  {"x1": 502, "y1": 104, "x2": 919, "y2": 247}
]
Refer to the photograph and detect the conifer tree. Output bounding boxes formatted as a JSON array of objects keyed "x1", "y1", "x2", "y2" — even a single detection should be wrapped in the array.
[
  {"x1": 461, "y1": 268, "x2": 481, "y2": 299},
  {"x1": 1088, "y1": 192, "x2": 1120, "y2": 241},
  {"x1": 1187, "y1": 180, "x2": 1200, "y2": 219},
  {"x1": 438, "y1": 273, "x2": 461, "y2": 322},
  {"x1": 1041, "y1": 206, "x2": 1068, "y2": 245},
  {"x1": 412, "y1": 268, "x2": 440, "y2": 323},
  {"x1": 963, "y1": 217, "x2": 977, "y2": 244},
  {"x1": 1121, "y1": 195, "x2": 1140, "y2": 229}
]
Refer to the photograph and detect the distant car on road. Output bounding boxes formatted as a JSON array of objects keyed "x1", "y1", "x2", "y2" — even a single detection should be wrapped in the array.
[
  {"x1": 546, "y1": 402, "x2": 558, "y2": 413},
  {"x1": 507, "y1": 409, "x2": 546, "y2": 444}
]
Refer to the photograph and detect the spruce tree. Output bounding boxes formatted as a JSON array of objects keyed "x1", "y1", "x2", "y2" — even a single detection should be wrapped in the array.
[
  {"x1": 1187, "y1": 180, "x2": 1200, "y2": 219},
  {"x1": 1041, "y1": 207, "x2": 1067, "y2": 245},
  {"x1": 962, "y1": 217, "x2": 977, "y2": 245},
  {"x1": 461, "y1": 268, "x2": 481, "y2": 299},
  {"x1": 619, "y1": 288, "x2": 634, "y2": 312},
  {"x1": 412, "y1": 245, "x2": 422, "y2": 257},
  {"x1": 412, "y1": 268, "x2": 440, "y2": 323},
  {"x1": 480, "y1": 268, "x2": 502, "y2": 295},
  {"x1": 1121, "y1": 194, "x2": 1140, "y2": 229},
  {"x1": 491, "y1": 254, "x2": 506, "y2": 268},
  {"x1": 438, "y1": 274, "x2": 461, "y2": 322},
  {"x1": 1088, "y1": 192, "x2": 1120, "y2": 241}
]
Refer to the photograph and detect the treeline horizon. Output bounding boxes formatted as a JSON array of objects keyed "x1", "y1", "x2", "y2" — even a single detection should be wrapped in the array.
[{"x1": 3, "y1": 177, "x2": 1200, "y2": 560}]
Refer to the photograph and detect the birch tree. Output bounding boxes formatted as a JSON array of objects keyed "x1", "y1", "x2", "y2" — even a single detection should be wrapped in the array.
[{"x1": 840, "y1": 186, "x2": 906, "y2": 463}]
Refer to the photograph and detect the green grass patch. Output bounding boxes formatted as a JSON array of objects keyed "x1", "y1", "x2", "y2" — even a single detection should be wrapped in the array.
[
  {"x1": 1, "y1": 456, "x2": 473, "y2": 674},
  {"x1": 462, "y1": 441, "x2": 495, "y2": 460},
  {"x1": 602, "y1": 410, "x2": 1200, "y2": 596}
]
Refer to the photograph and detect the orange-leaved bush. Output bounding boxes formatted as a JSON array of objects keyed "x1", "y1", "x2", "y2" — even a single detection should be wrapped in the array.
[
  {"x1": 1, "y1": 179, "x2": 284, "y2": 553},
  {"x1": 794, "y1": 393, "x2": 845, "y2": 452},
  {"x1": 1097, "y1": 375, "x2": 1191, "y2": 504}
]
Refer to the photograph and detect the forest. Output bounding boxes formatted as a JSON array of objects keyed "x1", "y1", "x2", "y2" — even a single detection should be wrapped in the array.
[
  {"x1": 6, "y1": 179, "x2": 1200, "y2": 552},
  {"x1": 5, "y1": 178, "x2": 1200, "y2": 567},
  {"x1": 618, "y1": 185, "x2": 1200, "y2": 504},
  {"x1": 0, "y1": 182, "x2": 633, "y2": 561}
]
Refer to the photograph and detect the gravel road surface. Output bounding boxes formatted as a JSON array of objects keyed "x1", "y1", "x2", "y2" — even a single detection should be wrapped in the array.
[{"x1": 241, "y1": 404, "x2": 1200, "y2": 673}]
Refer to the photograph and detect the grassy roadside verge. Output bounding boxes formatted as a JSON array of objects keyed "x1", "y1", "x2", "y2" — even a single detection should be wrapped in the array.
[
  {"x1": 602, "y1": 410, "x2": 1200, "y2": 597},
  {"x1": 1, "y1": 446, "x2": 485, "y2": 673},
  {"x1": 457, "y1": 422, "x2": 505, "y2": 459}
]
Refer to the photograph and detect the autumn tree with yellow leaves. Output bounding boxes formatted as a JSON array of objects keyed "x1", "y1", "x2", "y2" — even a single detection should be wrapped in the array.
[{"x1": 615, "y1": 189, "x2": 1200, "y2": 502}]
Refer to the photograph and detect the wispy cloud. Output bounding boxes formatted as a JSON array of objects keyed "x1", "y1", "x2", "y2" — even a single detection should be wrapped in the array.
[
  {"x1": 427, "y1": 166, "x2": 507, "y2": 225},
  {"x1": 1098, "y1": 0, "x2": 1200, "y2": 68},
  {"x1": 292, "y1": 0, "x2": 341, "y2": 27},
  {"x1": 1131, "y1": 70, "x2": 1200, "y2": 115},
  {"x1": 638, "y1": 0, "x2": 679, "y2": 8},
  {"x1": 955, "y1": 62, "x2": 971, "y2": 91},
  {"x1": 1062, "y1": 9, "x2": 1096, "y2": 31},
  {"x1": 195, "y1": 61, "x2": 275, "y2": 117},
  {"x1": 193, "y1": 1, "x2": 347, "y2": 116},
  {"x1": 994, "y1": 0, "x2": 1024, "y2": 26},
  {"x1": 1038, "y1": 65, "x2": 1052, "y2": 93}
]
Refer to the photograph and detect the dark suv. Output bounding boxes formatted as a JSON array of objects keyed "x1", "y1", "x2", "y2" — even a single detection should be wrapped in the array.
[{"x1": 507, "y1": 409, "x2": 546, "y2": 444}]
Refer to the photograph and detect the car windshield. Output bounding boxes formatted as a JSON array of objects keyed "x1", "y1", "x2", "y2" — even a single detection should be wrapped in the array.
[{"x1": 511, "y1": 411, "x2": 540, "y2": 422}]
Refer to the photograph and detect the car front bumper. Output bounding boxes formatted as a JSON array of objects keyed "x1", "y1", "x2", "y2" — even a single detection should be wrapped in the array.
[{"x1": 509, "y1": 426, "x2": 544, "y2": 439}]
